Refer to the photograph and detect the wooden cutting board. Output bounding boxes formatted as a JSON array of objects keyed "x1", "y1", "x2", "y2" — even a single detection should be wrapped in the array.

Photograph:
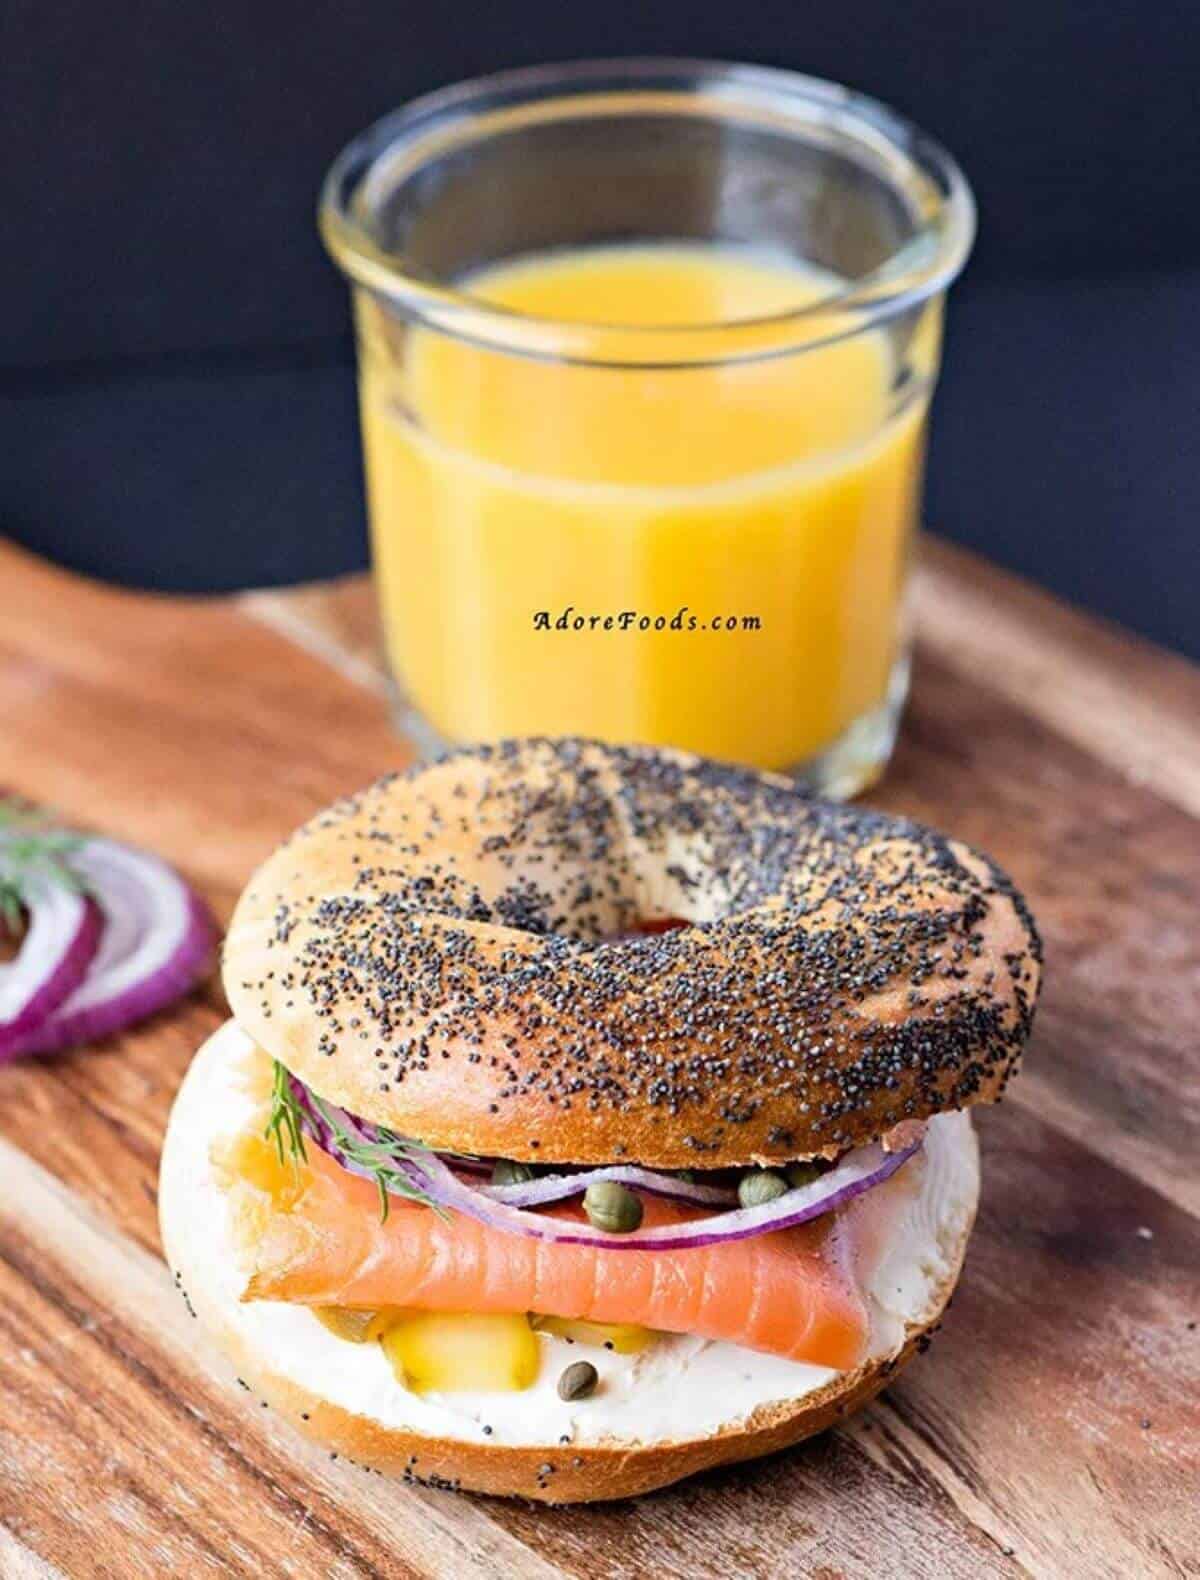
[{"x1": 0, "y1": 535, "x2": 1195, "y2": 1579}]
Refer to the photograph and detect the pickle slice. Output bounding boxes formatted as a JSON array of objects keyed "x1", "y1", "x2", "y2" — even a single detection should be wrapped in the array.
[
  {"x1": 380, "y1": 1311, "x2": 540, "y2": 1393},
  {"x1": 532, "y1": 1315, "x2": 656, "y2": 1354},
  {"x1": 312, "y1": 1307, "x2": 404, "y2": 1344}
]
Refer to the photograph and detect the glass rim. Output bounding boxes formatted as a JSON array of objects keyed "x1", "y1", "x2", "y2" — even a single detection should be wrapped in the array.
[{"x1": 319, "y1": 58, "x2": 976, "y2": 366}]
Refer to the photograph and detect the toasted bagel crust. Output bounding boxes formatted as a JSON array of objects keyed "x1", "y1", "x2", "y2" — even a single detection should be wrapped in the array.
[
  {"x1": 165, "y1": 1282, "x2": 955, "y2": 1502},
  {"x1": 224, "y1": 740, "x2": 1041, "y2": 1167}
]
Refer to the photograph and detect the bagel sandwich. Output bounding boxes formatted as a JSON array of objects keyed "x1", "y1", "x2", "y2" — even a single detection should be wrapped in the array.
[{"x1": 160, "y1": 739, "x2": 1042, "y2": 1502}]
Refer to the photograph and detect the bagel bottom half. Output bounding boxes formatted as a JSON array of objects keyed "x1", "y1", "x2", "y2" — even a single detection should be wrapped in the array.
[{"x1": 159, "y1": 1022, "x2": 980, "y2": 1504}]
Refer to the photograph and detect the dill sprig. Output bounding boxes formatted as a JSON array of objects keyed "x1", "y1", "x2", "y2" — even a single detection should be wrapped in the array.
[
  {"x1": 0, "y1": 801, "x2": 86, "y2": 936},
  {"x1": 265, "y1": 1058, "x2": 308, "y2": 1168},
  {"x1": 265, "y1": 1059, "x2": 448, "y2": 1222}
]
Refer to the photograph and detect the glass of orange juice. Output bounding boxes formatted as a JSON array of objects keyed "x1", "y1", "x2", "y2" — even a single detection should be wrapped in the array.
[{"x1": 321, "y1": 60, "x2": 973, "y2": 794}]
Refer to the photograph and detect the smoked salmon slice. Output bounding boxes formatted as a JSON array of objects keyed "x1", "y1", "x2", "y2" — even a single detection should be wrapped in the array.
[{"x1": 240, "y1": 1146, "x2": 869, "y2": 1368}]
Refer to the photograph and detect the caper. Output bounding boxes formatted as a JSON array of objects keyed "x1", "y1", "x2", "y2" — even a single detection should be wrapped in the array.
[
  {"x1": 738, "y1": 1169, "x2": 789, "y2": 1208},
  {"x1": 785, "y1": 1160, "x2": 825, "y2": 1189},
  {"x1": 557, "y1": 1360, "x2": 599, "y2": 1401},
  {"x1": 583, "y1": 1180, "x2": 644, "y2": 1233},
  {"x1": 491, "y1": 1159, "x2": 534, "y2": 1186}
]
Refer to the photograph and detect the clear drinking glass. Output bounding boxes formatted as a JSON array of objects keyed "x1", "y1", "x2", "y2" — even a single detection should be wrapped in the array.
[{"x1": 321, "y1": 59, "x2": 974, "y2": 795}]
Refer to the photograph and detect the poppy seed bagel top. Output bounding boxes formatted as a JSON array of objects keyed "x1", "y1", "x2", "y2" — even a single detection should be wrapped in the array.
[{"x1": 223, "y1": 738, "x2": 1042, "y2": 1167}]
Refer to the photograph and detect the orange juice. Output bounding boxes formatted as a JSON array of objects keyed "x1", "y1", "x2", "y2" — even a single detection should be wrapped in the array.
[{"x1": 358, "y1": 243, "x2": 933, "y2": 772}]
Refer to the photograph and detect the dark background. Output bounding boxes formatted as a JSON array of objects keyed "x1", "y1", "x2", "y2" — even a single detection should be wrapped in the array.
[{"x1": 4, "y1": 1, "x2": 1198, "y2": 656}]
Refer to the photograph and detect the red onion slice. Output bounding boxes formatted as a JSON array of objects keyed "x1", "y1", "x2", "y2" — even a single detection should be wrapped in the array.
[
  {"x1": 436, "y1": 1151, "x2": 733, "y2": 1205},
  {"x1": 0, "y1": 878, "x2": 101, "y2": 1053},
  {"x1": 293, "y1": 1079, "x2": 921, "y2": 1251},
  {"x1": 0, "y1": 839, "x2": 215, "y2": 1062},
  {"x1": 482, "y1": 1165, "x2": 736, "y2": 1209},
  {"x1": 396, "y1": 1141, "x2": 920, "y2": 1250}
]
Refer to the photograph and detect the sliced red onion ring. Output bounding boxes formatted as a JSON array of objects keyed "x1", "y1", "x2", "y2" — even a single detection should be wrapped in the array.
[
  {"x1": 439, "y1": 1152, "x2": 734, "y2": 1206},
  {"x1": 397, "y1": 1141, "x2": 919, "y2": 1250},
  {"x1": 0, "y1": 877, "x2": 101, "y2": 1054},
  {"x1": 0, "y1": 839, "x2": 215, "y2": 1062},
  {"x1": 293, "y1": 1079, "x2": 921, "y2": 1251},
  {"x1": 442, "y1": 1153, "x2": 492, "y2": 1178},
  {"x1": 482, "y1": 1164, "x2": 736, "y2": 1209}
]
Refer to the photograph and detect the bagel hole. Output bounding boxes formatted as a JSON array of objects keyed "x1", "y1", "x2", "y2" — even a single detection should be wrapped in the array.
[{"x1": 612, "y1": 916, "x2": 689, "y2": 941}]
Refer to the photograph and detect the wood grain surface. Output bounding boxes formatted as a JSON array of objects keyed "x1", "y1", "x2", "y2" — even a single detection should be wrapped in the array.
[{"x1": 0, "y1": 534, "x2": 1195, "y2": 1579}]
